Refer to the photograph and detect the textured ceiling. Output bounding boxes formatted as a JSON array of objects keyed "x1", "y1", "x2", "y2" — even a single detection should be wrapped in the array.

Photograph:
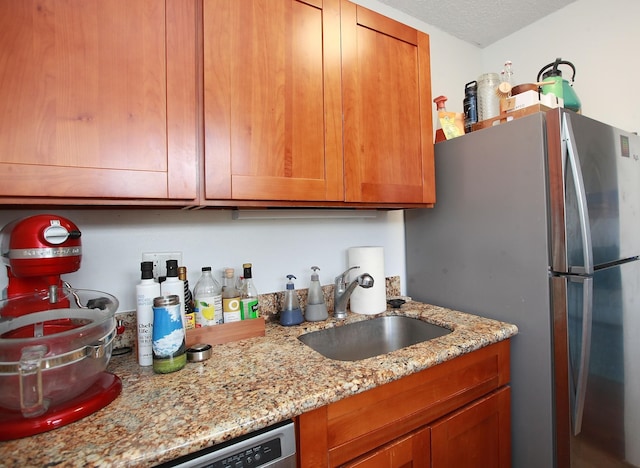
[{"x1": 376, "y1": 0, "x2": 578, "y2": 48}]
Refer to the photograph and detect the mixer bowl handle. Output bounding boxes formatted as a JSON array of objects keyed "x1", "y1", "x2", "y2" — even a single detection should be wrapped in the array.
[{"x1": 19, "y1": 345, "x2": 49, "y2": 418}]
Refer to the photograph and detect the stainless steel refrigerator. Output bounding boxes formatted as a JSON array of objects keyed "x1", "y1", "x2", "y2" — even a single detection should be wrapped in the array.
[{"x1": 405, "y1": 108, "x2": 640, "y2": 468}]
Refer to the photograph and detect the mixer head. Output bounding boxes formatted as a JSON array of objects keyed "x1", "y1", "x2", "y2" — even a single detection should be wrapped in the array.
[{"x1": 1, "y1": 215, "x2": 82, "y2": 297}]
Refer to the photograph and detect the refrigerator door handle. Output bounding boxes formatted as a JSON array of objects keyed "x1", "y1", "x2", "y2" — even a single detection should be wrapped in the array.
[
  {"x1": 572, "y1": 276, "x2": 593, "y2": 436},
  {"x1": 563, "y1": 113, "x2": 594, "y2": 275}
]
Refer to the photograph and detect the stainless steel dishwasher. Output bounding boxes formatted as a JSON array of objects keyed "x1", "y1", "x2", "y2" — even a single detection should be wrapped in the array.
[{"x1": 158, "y1": 420, "x2": 296, "y2": 468}]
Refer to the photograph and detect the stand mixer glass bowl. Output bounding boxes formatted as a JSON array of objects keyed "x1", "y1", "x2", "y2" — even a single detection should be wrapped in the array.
[{"x1": 0, "y1": 287, "x2": 119, "y2": 418}]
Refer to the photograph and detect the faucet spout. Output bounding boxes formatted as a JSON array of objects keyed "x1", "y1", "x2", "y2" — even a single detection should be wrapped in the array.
[{"x1": 333, "y1": 267, "x2": 374, "y2": 320}]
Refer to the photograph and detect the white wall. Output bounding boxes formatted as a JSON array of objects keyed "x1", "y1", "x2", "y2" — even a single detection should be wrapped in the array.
[
  {"x1": 482, "y1": 0, "x2": 640, "y2": 132},
  {"x1": 0, "y1": 209, "x2": 406, "y2": 313}
]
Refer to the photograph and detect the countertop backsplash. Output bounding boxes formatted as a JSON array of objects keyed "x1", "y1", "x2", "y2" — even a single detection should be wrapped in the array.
[{"x1": 113, "y1": 276, "x2": 402, "y2": 351}]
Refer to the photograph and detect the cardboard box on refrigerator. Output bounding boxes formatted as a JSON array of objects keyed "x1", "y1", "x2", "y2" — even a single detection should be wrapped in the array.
[{"x1": 500, "y1": 90, "x2": 563, "y2": 114}]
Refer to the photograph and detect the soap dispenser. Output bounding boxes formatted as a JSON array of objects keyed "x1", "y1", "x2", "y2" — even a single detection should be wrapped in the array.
[
  {"x1": 280, "y1": 275, "x2": 304, "y2": 326},
  {"x1": 305, "y1": 266, "x2": 328, "y2": 321}
]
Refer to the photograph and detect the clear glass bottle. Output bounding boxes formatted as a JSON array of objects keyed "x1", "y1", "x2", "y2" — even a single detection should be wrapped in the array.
[
  {"x1": 222, "y1": 267, "x2": 241, "y2": 323},
  {"x1": 240, "y1": 263, "x2": 259, "y2": 320},
  {"x1": 178, "y1": 266, "x2": 195, "y2": 329},
  {"x1": 502, "y1": 60, "x2": 514, "y2": 86},
  {"x1": 193, "y1": 267, "x2": 223, "y2": 326}
]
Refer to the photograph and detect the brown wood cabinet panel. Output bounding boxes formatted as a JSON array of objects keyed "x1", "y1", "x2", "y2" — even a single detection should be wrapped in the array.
[
  {"x1": 0, "y1": 0, "x2": 197, "y2": 202},
  {"x1": 431, "y1": 386, "x2": 511, "y2": 468},
  {"x1": 341, "y1": 0, "x2": 434, "y2": 205},
  {"x1": 296, "y1": 340, "x2": 510, "y2": 467},
  {"x1": 344, "y1": 427, "x2": 430, "y2": 468},
  {"x1": 203, "y1": 0, "x2": 343, "y2": 202}
]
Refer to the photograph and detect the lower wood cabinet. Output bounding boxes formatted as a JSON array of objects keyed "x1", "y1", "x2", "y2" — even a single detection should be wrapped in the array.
[
  {"x1": 296, "y1": 340, "x2": 511, "y2": 467},
  {"x1": 343, "y1": 426, "x2": 431, "y2": 468},
  {"x1": 431, "y1": 387, "x2": 510, "y2": 467}
]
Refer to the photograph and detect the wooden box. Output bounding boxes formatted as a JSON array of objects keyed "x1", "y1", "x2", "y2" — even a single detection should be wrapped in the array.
[
  {"x1": 472, "y1": 104, "x2": 552, "y2": 131},
  {"x1": 185, "y1": 317, "x2": 265, "y2": 348}
]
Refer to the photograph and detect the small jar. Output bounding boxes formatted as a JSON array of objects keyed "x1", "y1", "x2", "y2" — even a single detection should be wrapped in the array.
[
  {"x1": 477, "y1": 72, "x2": 500, "y2": 122},
  {"x1": 152, "y1": 295, "x2": 187, "y2": 374}
]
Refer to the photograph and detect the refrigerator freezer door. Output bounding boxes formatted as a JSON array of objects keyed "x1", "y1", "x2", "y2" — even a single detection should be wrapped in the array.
[
  {"x1": 565, "y1": 275, "x2": 593, "y2": 437},
  {"x1": 562, "y1": 260, "x2": 640, "y2": 466}
]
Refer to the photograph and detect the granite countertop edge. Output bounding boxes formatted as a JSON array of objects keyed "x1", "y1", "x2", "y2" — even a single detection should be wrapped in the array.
[{"x1": 0, "y1": 301, "x2": 518, "y2": 468}]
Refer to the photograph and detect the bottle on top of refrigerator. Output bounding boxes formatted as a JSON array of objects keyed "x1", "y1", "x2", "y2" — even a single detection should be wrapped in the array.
[
  {"x1": 193, "y1": 267, "x2": 223, "y2": 326},
  {"x1": 222, "y1": 268, "x2": 241, "y2": 322},
  {"x1": 240, "y1": 263, "x2": 259, "y2": 320},
  {"x1": 136, "y1": 261, "x2": 160, "y2": 366},
  {"x1": 161, "y1": 259, "x2": 186, "y2": 329},
  {"x1": 178, "y1": 266, "x2": 195, "y2": 330}
]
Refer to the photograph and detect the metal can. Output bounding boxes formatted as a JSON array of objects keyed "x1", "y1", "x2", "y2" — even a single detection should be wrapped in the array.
[{"x1": 152, "y1": 295, "x2": 186, "y2": 373}]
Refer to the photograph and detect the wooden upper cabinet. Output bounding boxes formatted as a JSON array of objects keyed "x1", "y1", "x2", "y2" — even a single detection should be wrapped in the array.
[
  {"x1": 0, "y1": 0, "x2": 198, "y2": 202},
  {"x1": 203, "y1": 0, "x2": 344, "y2": 202},
  {"x1": 341, "y1": 1, "x2": 435, "y2": 205}
]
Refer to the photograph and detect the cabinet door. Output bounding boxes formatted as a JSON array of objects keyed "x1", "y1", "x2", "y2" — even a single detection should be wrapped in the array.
[
  {"x1": 204, "y1": 0, "x2": 343, "y2": 202},
  {"x1": 341, "y1": 1, "x2": 434, "y2": 205},
  {"x1": 431, "y1": 387, "x2": 511, "y2": 468},
  {"x1": 344, "y1": 427, "x2": 430, "y2": 468},
  {"x1": 0, "y1": 0, "x2": 197, "y2": 202}
]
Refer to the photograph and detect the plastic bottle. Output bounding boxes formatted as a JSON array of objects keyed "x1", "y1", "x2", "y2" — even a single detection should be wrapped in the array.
[
  {"x1": 193, "y1": 267, "x2": 223, "y2": 326},
  {"x1": 433, "y1": 95, "x2": 464, "y2": 141},
  {"x1": 433, "y1": 96, "x2": 448, "y2": 143},
  {"x1": 161, "y1": 259, "x2": 186, "y2": 330},
  {"x1": 280, "y1": 275, "x2": 304, "y2": 326},
  {"x1": 240, "y1": 263, "x2": 259, "y2": 320},
  {"x1": 463, "y1": 81, "x2": 478, "y2": 133},
  {"x1": 305, "y1": 266, "x2": 328, "y2": 321},
  {"x1": 178, "y1": 266, "x2": 195, "y2": 330},
  {"x1": 222, "y1": 267, "x2": 241, "y2": 323},
  {"x1": 135, "y1": 261, "x2": 160, "y2": 366}
]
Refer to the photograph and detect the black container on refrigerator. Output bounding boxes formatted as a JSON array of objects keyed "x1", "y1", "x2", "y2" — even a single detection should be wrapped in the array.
[{"x1": 463, "y1": 80, "x2": 477, "y2": 133}]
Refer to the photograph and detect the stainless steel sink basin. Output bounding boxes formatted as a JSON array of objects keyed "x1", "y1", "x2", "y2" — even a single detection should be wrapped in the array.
[{"x1": 298, "y1": 315, "x2": 452, "y2": 361}]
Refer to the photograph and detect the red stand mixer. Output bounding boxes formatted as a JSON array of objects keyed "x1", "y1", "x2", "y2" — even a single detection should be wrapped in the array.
[{"x1": 0, "y1": 214, "x2": 122, "y2": 440}]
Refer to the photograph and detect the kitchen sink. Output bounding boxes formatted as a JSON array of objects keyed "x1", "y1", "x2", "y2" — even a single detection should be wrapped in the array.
[{"x1": 298, "y1": 315, "x2": 452, "y2": 361}]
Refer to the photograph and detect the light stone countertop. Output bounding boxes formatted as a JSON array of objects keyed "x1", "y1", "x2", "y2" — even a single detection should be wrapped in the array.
[{"x1": 0, "y1": 301, "x2": 518, "y2": 467}]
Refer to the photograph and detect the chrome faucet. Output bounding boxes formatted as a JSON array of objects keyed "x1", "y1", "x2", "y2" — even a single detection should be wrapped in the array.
[{"x1": 333, "y1": 266, "x2": 374, "y2": 320}]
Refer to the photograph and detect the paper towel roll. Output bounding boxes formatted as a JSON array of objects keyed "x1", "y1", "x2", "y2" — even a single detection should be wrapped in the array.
[{"x1": 348, "y1": 246, "x2": 386, "y2": 314}]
